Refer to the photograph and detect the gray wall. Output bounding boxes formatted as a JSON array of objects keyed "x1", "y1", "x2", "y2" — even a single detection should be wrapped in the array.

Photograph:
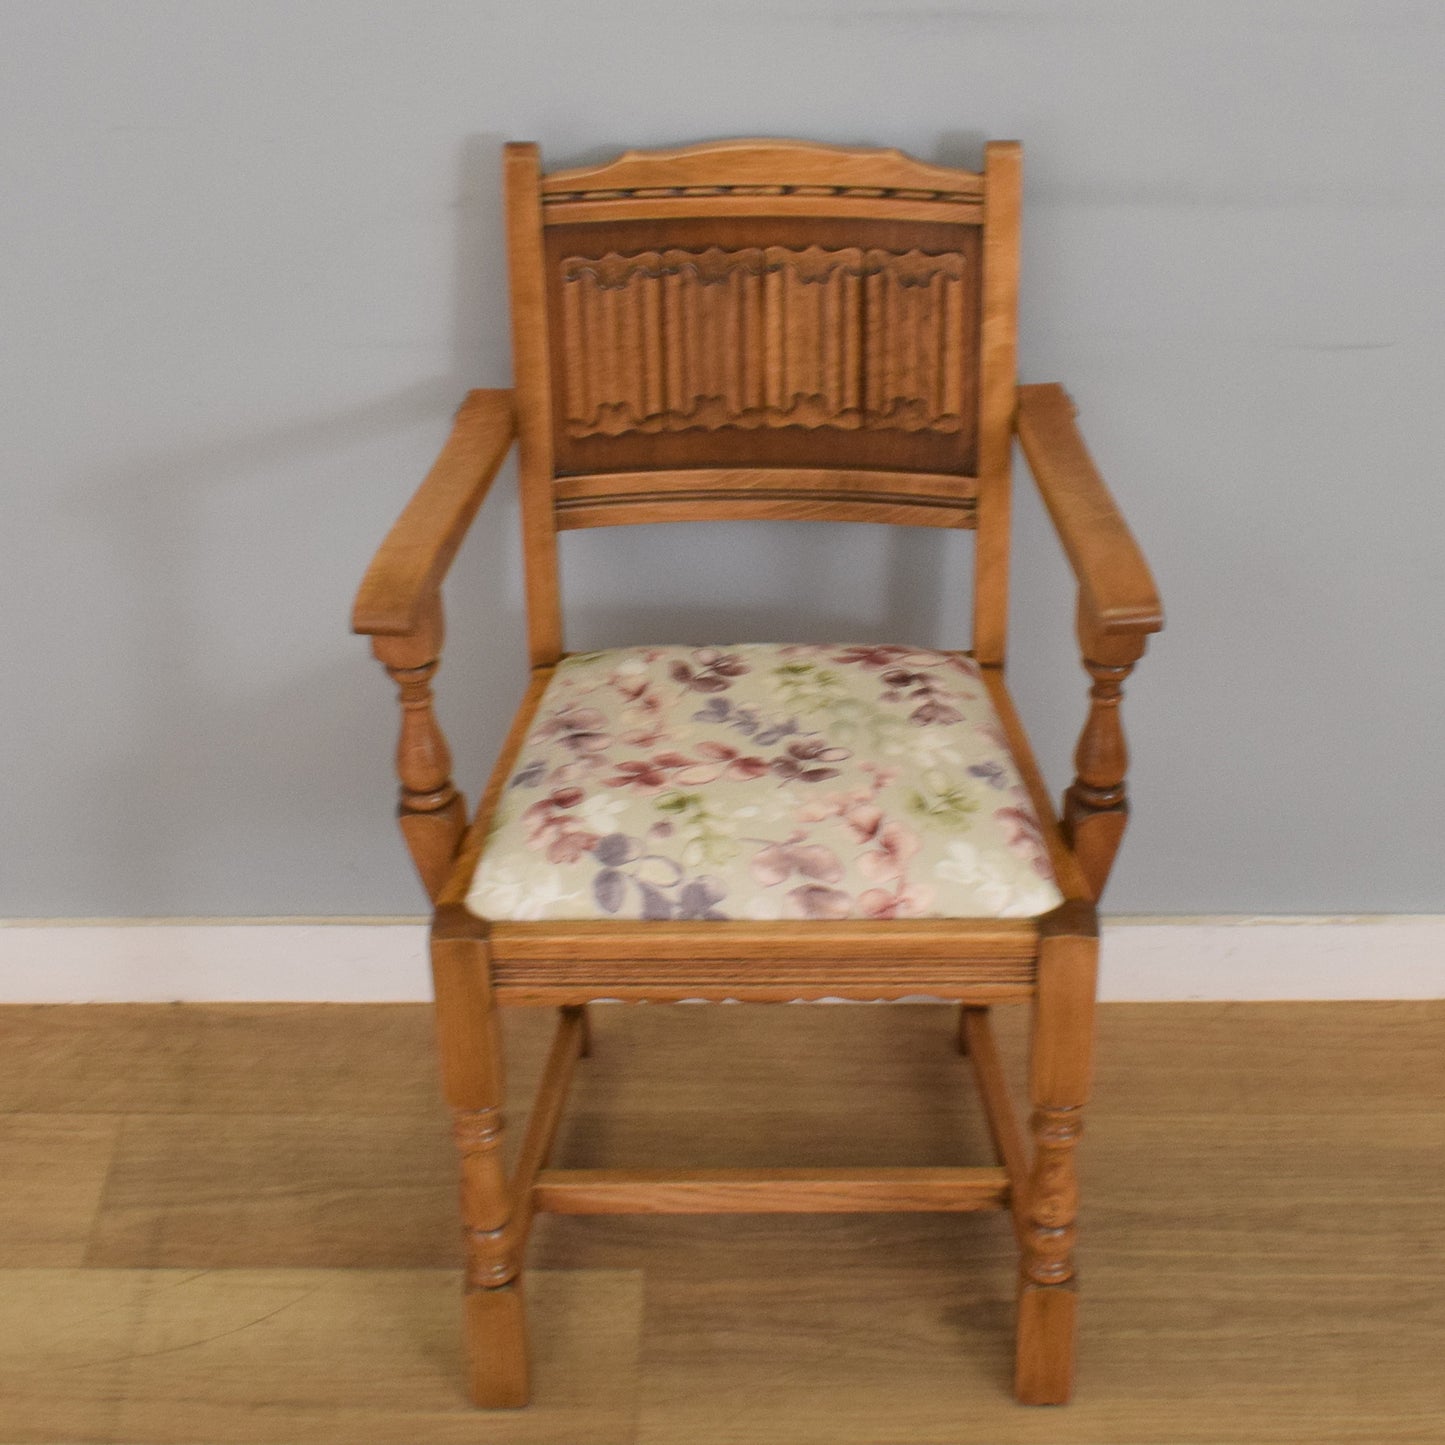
[{"x1": 3, "y1": 1, "x2": 1442, "y2": 918}]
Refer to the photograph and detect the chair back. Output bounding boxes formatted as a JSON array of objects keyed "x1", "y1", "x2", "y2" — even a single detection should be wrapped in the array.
[{"x1": 503, "y1": 138, "x2": 1021, "y2": 666}]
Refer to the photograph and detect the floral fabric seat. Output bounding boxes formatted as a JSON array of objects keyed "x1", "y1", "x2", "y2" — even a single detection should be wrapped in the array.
[{"x1": 468, "y1": 644, "x2": 1063, "y2": 923}]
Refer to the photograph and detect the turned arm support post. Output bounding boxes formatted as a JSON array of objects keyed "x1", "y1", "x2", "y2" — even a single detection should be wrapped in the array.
[
  {"x1": 352, "y1": 390, "x2": 517, "y2": 899},
  {"x1": 1015, "y1": 384, "x2": 1163, "y2": 900}
]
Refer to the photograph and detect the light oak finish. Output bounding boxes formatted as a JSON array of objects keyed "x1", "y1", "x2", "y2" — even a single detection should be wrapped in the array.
[
  {"x1": 351, "y1": 137, "x2": 1167, "y2": 1408},
  {"x1": 1015, "y1": 383, "x2": 1161, "y2": 639},
  {"x1": 973, "y1": 139, "x2": 1023, "y2": 665},
  {"x1": 553, "y1": 466, "x2": 978, "y2": 531},
  {"x1": 368, "y1": 598, "x2": 466, "y2": 902},
  {"x1": 505, "y1": 142, "x2": 565, "y2": 668},
  {"x1": 351, "y1": 389, "x2": 516, "y2": 638},
  {"x1": 1016, "y1": 905, "x2": 1099, "y2": 1404},
  {"x1": 554, "y1": 493, "x2": 974, "y2": 531},
  {"x1": 552, "y1": 243, "x2": 975, "y2": 451},
  {"x1": 541, "y1": 137, "x2": 988, "y2": 198},
  {"x1": 543, "y1": 193, "x2": 985, "y2": 226},
  {"x1": 1015, "y1": 382, "x2": 1162, "y2": 899},
  {"x1": 485, "y1": 916, "x2": 1040, "y2": 961},
  {"x1": 980, "y1": 664, "x2": 1093, "y2": 901},
  {"x1": 435, "y1": 667, "x2": 554, "y2": 918},
  {"x1": 3, "y1": 1002, "x2": 1443, "y2": 1442},
  {"x1": 533, "y1": 1166, "x2": 1011, "y2": 1215},
  {"x1": 552, "y1": 465, "x2": 978, "y2": 502},
  {"x1": 430, "y1": 933, "x2": 530, "y2": 1405},
  {"x1": 511, "y1": 1005, "x2": 589, "y2": 1249}
]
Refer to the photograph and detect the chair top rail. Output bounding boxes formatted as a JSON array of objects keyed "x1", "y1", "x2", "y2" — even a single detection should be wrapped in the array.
[{"x1": 541, "y1": 137, "x2": 985, "y2": 201}]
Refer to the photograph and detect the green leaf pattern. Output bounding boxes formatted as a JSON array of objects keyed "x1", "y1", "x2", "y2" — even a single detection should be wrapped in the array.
[{"x1": 468, "y1": 644, "x2": 1063, "y2": 921}]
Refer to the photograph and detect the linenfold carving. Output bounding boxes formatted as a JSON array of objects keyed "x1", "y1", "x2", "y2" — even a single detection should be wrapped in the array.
[{"x1": 558, "y1": 245, "x2": 971, "y2": 439}]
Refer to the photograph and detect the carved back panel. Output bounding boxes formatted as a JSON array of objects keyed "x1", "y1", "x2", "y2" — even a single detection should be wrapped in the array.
[
  {"x1": 504, "y1": 139, "x2": 1022, "y2": 667},
  {"x1": 546, "y1": 220, "x2": 981, "y2": 477}
]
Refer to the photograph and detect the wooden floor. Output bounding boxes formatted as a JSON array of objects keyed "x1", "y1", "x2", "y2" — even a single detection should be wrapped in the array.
[{"x1": 0, "y1": 1000, "x2": 1441, "y2": 1444}]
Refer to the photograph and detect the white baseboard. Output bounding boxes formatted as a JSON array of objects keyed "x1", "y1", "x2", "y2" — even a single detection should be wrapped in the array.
[{"x1": 0, "y1": 915, "x2": 1441, "y2": 1003}]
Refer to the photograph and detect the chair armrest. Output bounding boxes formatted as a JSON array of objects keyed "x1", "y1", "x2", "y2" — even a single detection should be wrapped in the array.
[
  {"x1": 1015, "y1": 384, "x2": 1162, "y2": 642},
  {"x1": 351, "y1": 389, "x2": 516, "y2": 637}
]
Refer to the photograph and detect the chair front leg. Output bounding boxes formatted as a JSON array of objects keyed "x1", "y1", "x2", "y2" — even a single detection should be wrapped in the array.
[
  {"x1": 431, "y1": 932, "x2": 530, "y2": 1407},
  {"x1": 1016, "y1": 905, "x2": 1098, "y2": 1405},
  {"x1": 371, "y1": 594, "x2": 467, "y2": 902}
]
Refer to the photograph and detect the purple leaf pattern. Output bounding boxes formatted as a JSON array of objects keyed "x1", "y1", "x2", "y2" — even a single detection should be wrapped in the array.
[{"x1": 468, "y1": 644, "x2": 1063, "y2": 921}]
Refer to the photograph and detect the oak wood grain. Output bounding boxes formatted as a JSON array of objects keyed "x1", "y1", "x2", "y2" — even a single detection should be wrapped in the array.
[
  {"x1": 532, "y1": 1165, "x2": 1010, "y2": 1215},
  {"x1": 512, "y1": 1006, "x2": 588, "y2": 1250},
  {"x1": 435, "y1": 667, "x2": 554, "y2": 913},
  {"x1": 1014, "y1": 382, "x2": 1163, "y2": 639},
  {"x1": 350, "y1": 389, "x2": 515, "y2": 638},
  {"x1": 961, "y1": 1007, "x2": 1030, "y2": 1243},
  {"x1": 553, "y1": 466, "x2": 978, "y2": 502},
  {"x1": 370, "y1": 596, "x2": 467, "y2": 899},
  {"x1": 543, "y1": 215, "x2": 982, "y2": 480},
  {"x1": 979, "y1": 665, "x2": 1093, "y2": 902},
  {"x1": 553, "y1": 493, "x2": 975, "y2": 531},
  {"x1": 505, "y1": 142, "x2": 566, "y2": 667},
  {"x1": 543, "y1": 194, "x2": 985, "y2": 226},
  {"x1": 485, "y1": 917, "x2": 1040, "y2": 961},
  {"x1": 541, "y1": 137, "x2": 986, "y2": 199},
  {"x1": 972, "y1": 139, "x2": 1022, "y2": 664}
]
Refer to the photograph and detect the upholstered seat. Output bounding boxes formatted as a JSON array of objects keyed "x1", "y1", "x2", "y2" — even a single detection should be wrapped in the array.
[{"x1": 468, "y1": 644, "x2": 1063, "y2": 922}]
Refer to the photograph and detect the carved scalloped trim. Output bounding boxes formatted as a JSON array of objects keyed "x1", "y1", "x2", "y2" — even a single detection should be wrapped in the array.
[
  {"x1": 562, "y1": 245, "x2": 965, "y2": 288},
  {"x1": 558, "y1": 243, "x2": 973, "y2": 439},
  {"x1": 573, "y1": 398, "x2": 961, "y2": 438}
]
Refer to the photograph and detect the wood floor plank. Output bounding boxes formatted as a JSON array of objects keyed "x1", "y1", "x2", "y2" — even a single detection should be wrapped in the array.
[
  {"x1": 85, "y1": 1113, "x2": 461, "y2": 1269},
  {"x1": 0, "y1": 1004, "x2": 555, "y2": 1118},
  {"x1": 0, "y1": 1115, "x2": 121, "y2": 1265},
  {"x1": 1090, "y1": 1000, "x2": 1445, "y2": 1118},
  {"x1": 0, "y1": 1268, "x2": 641, "y2": 1445},
  {"x1": 1079, "y1": 1112, "x2": 1445, "y2": 1274},
  {"x1": 0, "y1": 1004, "x2": 439, "y2": 1115},
  {"x1": 0, "y1": 999, "x2": 1441, "y2": 1442},
  {"x1": 0, "y1": 1267, "x2": 146, "y2": 1441},
  {"x1": 634, "y1": 1260, "x2": 1445, "y2": 1444}
]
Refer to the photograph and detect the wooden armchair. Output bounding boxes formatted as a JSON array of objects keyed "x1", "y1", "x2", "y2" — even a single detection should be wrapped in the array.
[{"x1": 352, "y1": 138, "x2": 1161, "y2": 1408}]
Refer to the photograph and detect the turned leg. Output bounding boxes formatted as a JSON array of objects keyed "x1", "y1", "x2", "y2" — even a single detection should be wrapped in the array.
[
  {"x1": 1062, "y1": 618, "x2": 1147, "y2": 902},
  {"x1": 371, "y1": 596, "x2": 468, "y2": 903},
  {"x1": 1016, "y1": 906, "x2": 1098, "y2": 1405},
  {"x1": 431, "y1": 933, "x2": 529, "y2": 1407}
]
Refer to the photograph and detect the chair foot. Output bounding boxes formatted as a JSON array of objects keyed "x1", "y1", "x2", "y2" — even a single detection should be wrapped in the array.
[
  {"x1": 465, "y1": 1281, "x2": 531, "y2": 1408},
  {"x1": 1014, "y1": 1278, "x2": 1077, "y2": 1404}
]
